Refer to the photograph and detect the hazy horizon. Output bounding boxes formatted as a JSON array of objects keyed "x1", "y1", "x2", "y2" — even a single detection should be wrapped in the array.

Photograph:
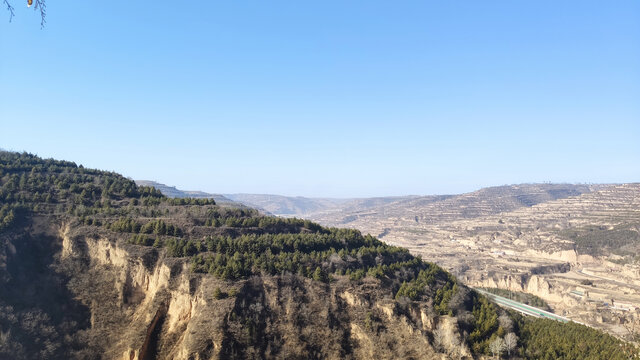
[
  {"x1": 2, "y1": 1, "x2": 639, "y2": 197},
  {"x1": 135, "y1": 178, "x2": 630, "y2": 199}
]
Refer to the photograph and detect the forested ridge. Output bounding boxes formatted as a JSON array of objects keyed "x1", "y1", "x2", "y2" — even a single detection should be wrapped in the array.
[
  {"x1": 0, "y1": 151, "x2": 637, "y2": 359},
  {"x1": 516, "y1": 316, "x2": 632, "y2": 360}
]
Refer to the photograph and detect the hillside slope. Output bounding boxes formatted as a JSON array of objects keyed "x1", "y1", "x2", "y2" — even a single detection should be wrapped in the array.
[
  {"x1": 309, "y1": 184, "x2": 597, "y2": 229},
  {"x1": 305, "y1": 182, "x2": 640, "y2": 339},
  {"x1": 0, "y1": 152, "x2": 634, "y2": 360}
]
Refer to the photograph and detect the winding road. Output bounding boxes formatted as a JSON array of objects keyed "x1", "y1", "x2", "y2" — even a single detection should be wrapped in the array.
[{"x1": 475, "y1": 288, "x2": 570, "y2": 323}]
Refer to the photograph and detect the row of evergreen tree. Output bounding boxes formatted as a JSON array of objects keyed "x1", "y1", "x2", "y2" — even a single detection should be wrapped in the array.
[{"x1": 107, "y1": 218, "x2": 183, "y2": 236}]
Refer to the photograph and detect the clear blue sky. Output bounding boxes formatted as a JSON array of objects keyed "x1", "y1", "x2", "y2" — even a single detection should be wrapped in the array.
[{"x1": 1, "y1": 1, "x2": 639, "y2": 197}]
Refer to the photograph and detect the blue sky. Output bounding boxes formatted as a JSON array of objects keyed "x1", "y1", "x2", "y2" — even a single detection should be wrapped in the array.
[{"x1": 1, "y1": 1, "x2": 639, "y2": 197}]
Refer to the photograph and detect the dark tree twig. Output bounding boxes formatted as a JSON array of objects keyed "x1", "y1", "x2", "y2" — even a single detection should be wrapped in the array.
[
  {"x1": 33, "y1": 0, "x2": 45, "y2": 28},
  {"x1": 3, "y1": 0, "x2": 14, "y2": 22},
  {"x1": 2, "y1": 0, "x2": 46, "y2": 27}
]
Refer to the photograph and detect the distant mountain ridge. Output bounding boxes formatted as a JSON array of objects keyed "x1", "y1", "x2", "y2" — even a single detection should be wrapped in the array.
[
  {"x1": 136, "y1": 181, "x2": 603, "y2": 220},
  {"x1": 224, "y1": 184, "x2": 601, "y2": 221},
  {"x1": 204, "y1": 194, "x2": 421, "y2": 217},
  {"x1": 134, "y1": 180, "x2": 235, "y2": 204},
  {"x1": 135, "y1": 181, "x2": 419, "y2": 216},
  {"x1": 311, "y1": 183, "x2": 601, "y2": 227},
  {"x1": 222, "y1": 193, "x2": 348, "y2": 216}
]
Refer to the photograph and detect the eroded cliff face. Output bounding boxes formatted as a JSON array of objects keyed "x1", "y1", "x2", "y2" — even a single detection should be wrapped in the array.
[
  {"x1": 3, "y1": 220, "x2": 471, "y2": 360},
  {"x1": 468, "y1": 271, "x2": 569, "y2": 303}
]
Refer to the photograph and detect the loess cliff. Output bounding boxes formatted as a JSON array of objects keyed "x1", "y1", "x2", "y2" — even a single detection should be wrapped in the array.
[{"x1": 1, "y1": 219, "x2": 467, "y2": 360}]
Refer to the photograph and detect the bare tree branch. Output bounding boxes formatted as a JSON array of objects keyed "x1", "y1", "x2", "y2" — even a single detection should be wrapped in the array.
[
  {"x1": 34, "y1": 0, "x2": 45, "y2": 28},
  {"x1": 3, "y1": 0, "x2": 14, "y2": 22},
  {"x1": 489, "y1": 337, "x2": 506, "y2": 359},
  {"x1": 2, "y1": 0, "x2": 45, "y2": 27},
  {"x1": 504, "y1": 332, "x2": 518, "y2": 357}
]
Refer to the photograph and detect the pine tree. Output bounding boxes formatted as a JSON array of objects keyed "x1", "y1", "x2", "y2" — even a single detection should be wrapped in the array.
[{"x1": 312, "y1": 266, "x2": 326, "y2": 282}]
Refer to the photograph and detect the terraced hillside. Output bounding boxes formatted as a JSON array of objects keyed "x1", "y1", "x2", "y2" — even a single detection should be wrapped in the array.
[
  {"x1": 305, "y1": 183, "x2": 640, "y2": 339},
  {"x1": 310, "y1": 184, "x2": 598, "y2": 231}
]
